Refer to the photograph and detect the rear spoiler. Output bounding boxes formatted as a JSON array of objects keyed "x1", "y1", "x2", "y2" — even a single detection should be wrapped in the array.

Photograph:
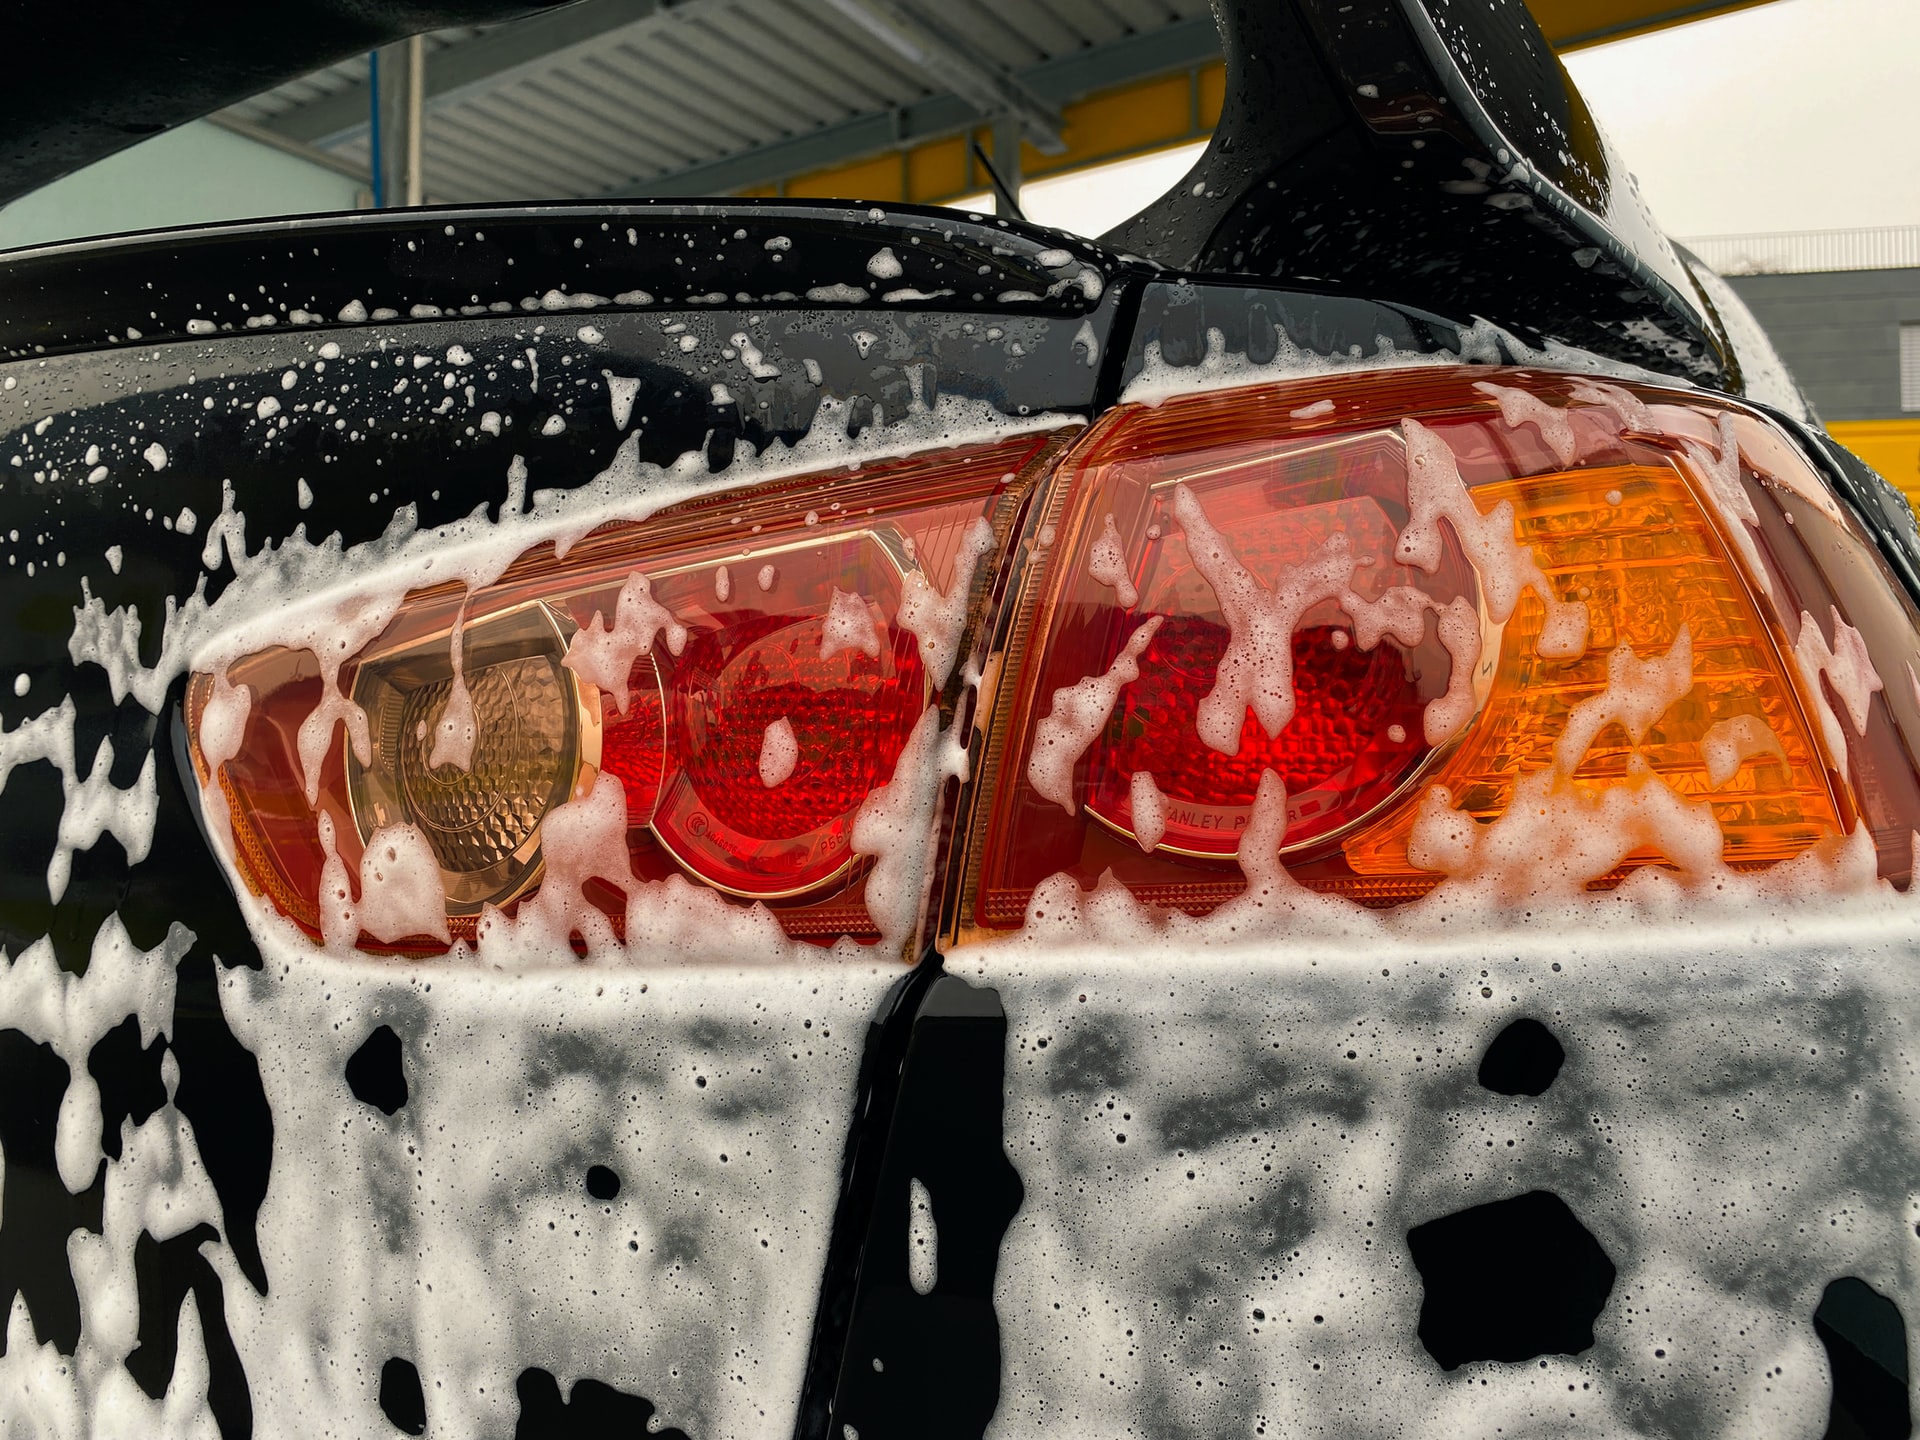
[{"x1": 1107, "y1": 0, "x2": 1734, "y2": 388}]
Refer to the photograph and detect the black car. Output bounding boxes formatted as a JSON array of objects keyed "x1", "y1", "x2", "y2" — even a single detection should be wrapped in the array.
[{"x1": 2, "y1": 2, "x2": 1917, "y2": 1437}]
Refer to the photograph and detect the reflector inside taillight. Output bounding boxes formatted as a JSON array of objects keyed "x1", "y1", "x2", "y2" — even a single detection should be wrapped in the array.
[
  {"x1": 957, "y1": 369, "x2": 1865, "y2": 935},
  {"x1": 188, "y1": 432, "x2": 1061, "y2": 953}
]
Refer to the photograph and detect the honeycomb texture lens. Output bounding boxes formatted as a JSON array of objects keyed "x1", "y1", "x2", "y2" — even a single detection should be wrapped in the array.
[
  {"x1": 391, "y1": 656, "x2": 574, "y2": 873},
  {"x1": 1091, "y1": 618, "x2": 1431, "y2": 855}
]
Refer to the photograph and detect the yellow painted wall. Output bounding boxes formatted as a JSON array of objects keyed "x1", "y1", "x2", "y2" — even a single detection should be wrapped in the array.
[{"x1": 1827, "y1": 420, "x2": 1920, "y2": 509}]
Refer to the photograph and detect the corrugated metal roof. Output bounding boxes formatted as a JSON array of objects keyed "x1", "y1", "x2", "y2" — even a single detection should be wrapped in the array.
[{"x1": 218, "y1": 0, "x2": 1218, "y2": 203}]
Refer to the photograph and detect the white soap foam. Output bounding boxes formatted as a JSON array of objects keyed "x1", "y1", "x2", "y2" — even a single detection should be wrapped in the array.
[
  {"x1": 562, "y1": 572, "x2": 687, "y2": 715},
  {"x1": 819, "y1": 588, "x2": 882, "y2": 662},
  {"x1": 968, "y1": 903, "x2": 1920, "y2": 1440},
  {"x1": 474, "y1": 772, "x2": 633, "y2": 958},
  {"x1": 759, "y1": 716, "x2": 799, "y2": 788},
  {"x1": 896, "y1": 516, "x2": 994, "y2": 686},
  {"x1": 1174, "y1": 484, "x2": 1366, "y2": 754},
  {"x1": 66, "y1": 393, "x2": 1068, "y2": 719},
  {"x1": 194, "y1": 670, "x2": 252, "y2": 865},
  {"x1": 0, "y1": 917, "x2": 187, "y2": 1191},
  {"x1": 729, "y1": 332, "x2": 780, "y2": 380},
  {"x1": 426, "y1": 602, "x2": 477, "y2": 773},
  {"x1": 1474, "y1": 379, "x2": 1579, "y2": 465},
  {"x1": 1407, "y1": 629, "x2": 1730, "y2": 905},
  {"x1": 1027, "y1": 617, "x2": 1163, "y2": 813},
  {"x1": 211, "y1": 952, "x2": 896, "y2": 1437},
  {"x1": 0, "y1": 360, "x2": 1094, "y2": 1437},
  {"x1": 849, "y1": 707, "x2": 949, "y2": 950},
  {"x1": 907, "y1": 1177, "x2": 937, "y2": 1296},
  {"x1": 504, "y1": 454, "x2": 528, "y2": 517},
  {"x1": 1, "y1": 698, "x2": 157, "y2": 905},
  {"x1": 1086, "y1": 512, "x2": 1138, "y2": 608},
  {"x1": 1129, "y1": 769, "x2": 1168, "y2": 853},
  {"x1": 1120, "y1": 318, "x2": 1676, "y2": 409},
  {"x1": 1553, "y1": 625, "x2": 1695, "y2": 774},
  {"x1": 325, "y1": 819, "x2": 451, "y2": 947},
  {"x1": 1702, "y1": 713, "x2": 1788, "y2": 788},
  {"x1": 1400, "y1": 419, "x2": 1589, "y2": 659},
  {"x1": 1793, "y1": 605, "x2": 1884, "y2": 767},
  {"x1": 1567, "y1": 377, "x2": 1656, "y2": 434},
  {"x1": 604, "y1": 373, "x2": 640, "y2": 431},
  {"x1": 1687, "y1": 412, "x2": 1775, "y2": 601}
]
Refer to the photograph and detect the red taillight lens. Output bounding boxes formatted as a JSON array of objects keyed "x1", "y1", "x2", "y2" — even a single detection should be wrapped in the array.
[
  {"x1": 1062, "y1": 426, "x2": 1482, "y2": 857},
  {"x1": 647, "y1": 539, "x2": 927, "y2": 899},
  {"x1": 953, "y1": 368, "x2": 1916, "y2": 937},
  {"x1": 188, "y1": 432, "x2": 1064, "y2": 953},
  {"x1": 187, "y1": 363, "x2": 1920, "y2": 963}
]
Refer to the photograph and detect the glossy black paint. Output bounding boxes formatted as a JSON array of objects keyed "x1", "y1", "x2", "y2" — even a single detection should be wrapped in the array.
[
  {"x1": 1815, "y1": 1277, "x2": 1913, "y2": 1440},
  {"x1": 0, "y1": 1, "x2": 1913, "y2": 1420},
  {"x1": 0, "y1": 203, "x2": 1108, "y2": 362},
  {"x1": 1116, "y1": 274, "x2": 1501, "y2": 396},
  {"x1": 0, "y1": 1030, "x2": 103, "y2": 1354},
  {"x1": 1408, "y1": 1189, "x2": 1618, "y2": 1369},
  {"x1": 125, "y1": 1223, "x2": 252, "y2": 1437},
  {"x1": 799, "y1": 972, "x2": 1024, "y2": 1440},
  {"x1": 511, "y1": 1367, "x2": 692, "y2": 1440}
]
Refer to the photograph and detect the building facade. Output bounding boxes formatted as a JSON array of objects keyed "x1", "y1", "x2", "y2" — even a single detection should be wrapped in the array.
[{"x1": 1712, "y1": 229, "x2": 1920, "y2": 504}]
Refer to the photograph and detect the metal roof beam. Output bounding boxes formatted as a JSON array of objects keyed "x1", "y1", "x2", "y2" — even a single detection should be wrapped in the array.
[
  {"x1": 818, "y1": 0, "x2": 1065, "y2": 153},
  {"x1": 617, "y1": 12, "x2": 1221, "y2": 197},
  {"x1": 256, "y1": 0, "x2": 678, "y2": 147},
  {"x1": 205, "y1": 113, "x2": 371, "y2": 183}
]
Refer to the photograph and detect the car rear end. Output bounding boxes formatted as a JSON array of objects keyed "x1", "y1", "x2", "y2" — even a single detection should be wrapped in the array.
[{"x1": 3, "y1": 3, "x2": 1919, "y2": 1439}]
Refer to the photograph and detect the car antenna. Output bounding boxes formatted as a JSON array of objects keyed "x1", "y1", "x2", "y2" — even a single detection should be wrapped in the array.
[{"x1": 969, "y1": 139, "x2": 1027, "y2": 223}]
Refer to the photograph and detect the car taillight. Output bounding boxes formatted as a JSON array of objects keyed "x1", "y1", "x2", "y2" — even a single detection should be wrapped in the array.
[
  {"x1": 953, "y1": 368, "x2": 1920, "y2": 937},
  {"x1": 186, "y1": 431, "x2": 1065, "y2": 954}
]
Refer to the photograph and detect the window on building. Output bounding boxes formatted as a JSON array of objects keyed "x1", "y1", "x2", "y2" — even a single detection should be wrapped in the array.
[{"x1": 1904, "y1": 323, "x2": 1920, "y2": 412}]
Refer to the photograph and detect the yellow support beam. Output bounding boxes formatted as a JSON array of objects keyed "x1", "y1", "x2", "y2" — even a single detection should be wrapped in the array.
[
  {"x1": 748, "y1": 0, "x2": 1782, "y2": 205},
  {"x1": 1531, "y1": 0, "x2": 1780, "y2": 50},
  {"x1": 755, "y1": 63, "x2": 1223, "y2": 207}
]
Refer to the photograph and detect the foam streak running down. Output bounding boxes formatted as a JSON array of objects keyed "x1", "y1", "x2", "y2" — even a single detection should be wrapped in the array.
[
  {"x1": 1172, "y1": 485, "x2": 1361, "y2": 755},
  {"x1": 897, "y1": 516, "x2": 995, "y2": 685},
  {"x1": 758, "y1": 717, "x2": 798, "y2": 788},
  {"x1": 1793, "y1": 606, "x2": 1883, "y2": 766},
  {"x1": 819, "y1": 588, "x2": 882, "y2": 662},
  {"x1": 1029, "y1": 618, "x2": 1164, "y2": 812},
  {"x1": 563, "y1": 572, "x2": 687, "y2": 714},
  {"x1": 1398, "y1": 419, "x2": 1589, "y2": 659},
  {"x1": 1087, "y1": 513, "x2": 1138, "y2": 608},
  {"x1": 427, "y1": 600, "x2": 477, "y2": 773}
]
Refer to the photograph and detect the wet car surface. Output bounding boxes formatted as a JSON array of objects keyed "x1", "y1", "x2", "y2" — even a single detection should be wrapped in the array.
[{"x1": 3, "y1": 3, "x2": 1919, "y2": 1438}]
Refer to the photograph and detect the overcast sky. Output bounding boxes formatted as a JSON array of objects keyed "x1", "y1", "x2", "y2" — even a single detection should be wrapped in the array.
[
  {"x1": 1022, "y1": 0, "x2": 1920, "y2": 242},
  {"x1": 1563, "y1": 0, "x2": 1920, "y2": 238}
]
